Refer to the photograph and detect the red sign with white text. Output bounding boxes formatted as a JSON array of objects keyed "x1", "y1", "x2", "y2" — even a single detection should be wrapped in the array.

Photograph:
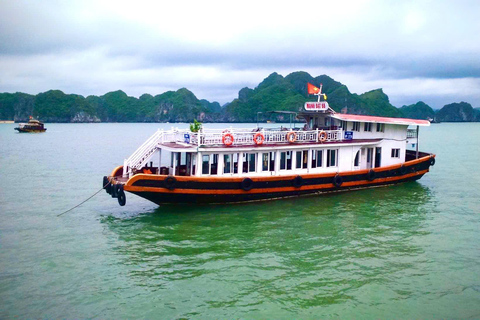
[{"x1": 304, "y1": 102, "x2": 329, "y2": 111}]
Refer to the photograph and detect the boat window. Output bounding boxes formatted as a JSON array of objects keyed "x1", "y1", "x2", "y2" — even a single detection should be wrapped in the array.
[
  {"x1": 243, "y1": 153, "x2": 248, "y2": 173},
  {"x1": 317, "y1": 150, "x2": 323, "y2": 167},
  {"x1": 249, "y1": 153, "x2": 256, "y2": 172},
  {"x1": 376, "y1": 123, "x2": 385, "y2": 132},
  {"x1": 375, "y1": 147, "x2": 382, "y2": 168},
  {"x1": 391, "y1": 148, "x2": 400, "y2": 158},
  {"x1": 280, "y1": 151, "x2": 292, "y2": 170},
  {"x1": 243, "y1": 153, "x2": 257, "y2": 173},
  {"x1": 261, "y1": 152, "x2": 276, "y2": 172},
  {"x1": 221, "y1": 153, "x2": 239, "y2": 174},
  {"x1": 210, "y1": 154, "x2": 218, "y2": 175},
  {"x1": 262, "y1": 153, "x2": 269, "y2": 171},
  {"x1": 296, "y1": 151, "x2": 302, "y2": 169},
  {"x1": 202, "y1": 155, "x2": 209, "y2": 174},
  {"x1": 296, "y1": 150, "x2": 308, "y2": 169},
  {"x1": 312, "y1": 150, "x2": 323, "y2": 168},
  {"x1": 354, "y1": 150, "x2": 360, "y2": 166},
  {"x1": 224, "y1": 154, "x2": 232, "y2": 173},
  {"x1": 233, "y1": 153, "x2": 239, "y2": 174},
  {"x1": 327, "y1": 149, "x2": 338, "y2": 167},
  {"x1": 364, "y1": 122, "x2": 372, "y2": 132},
  {"x1": 182, "y1": 153, "x2": 192, "y2": 176},
  {"x1": 352, "y1": 122, "x2": 360, "y2": 132},
  {"x1": 191, "y1": 154, "x2": 196, "y2": 175},
  {"x1": 173, "y1": 152, "x2": 190, "y2": 176}
]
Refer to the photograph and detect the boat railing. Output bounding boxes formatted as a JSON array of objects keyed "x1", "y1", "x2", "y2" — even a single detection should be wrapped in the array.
[
  {"x1": 407, "y1": 129, "x2": 417, "y2": 138},
  {"x1": 135, "y1": 127, "x2": 344, "y2": 148},
  {"x1": 124, "y1": 129, "x2": 164, "y2": 174},
  {"x1": 197, "y1": 128, "x2": 343, "y2": 146}
]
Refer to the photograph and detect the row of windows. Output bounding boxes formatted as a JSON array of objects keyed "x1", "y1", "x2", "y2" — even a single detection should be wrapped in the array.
[
  {"x1": 201, "y1": 149, "x2": 338, "y2": 175},
  {"x1": 351, "y1": 122, "x2": 384, "y2": 133},
  {"x1": 173, "y1": 147, "x2": 402, "y2": 176}
]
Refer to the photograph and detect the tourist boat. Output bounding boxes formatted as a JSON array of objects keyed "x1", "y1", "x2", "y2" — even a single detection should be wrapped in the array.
[
  {"x1": 103, "y1": 85, "x2": 435, "y2": 206},
  {"x1": 14, "y1": 118, "x2": 47, "y2": 133}
]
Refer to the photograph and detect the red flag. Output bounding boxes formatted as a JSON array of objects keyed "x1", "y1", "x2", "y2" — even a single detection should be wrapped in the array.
[{"x1": 307, "y1": 83, "x2": 320, "y2": 95}]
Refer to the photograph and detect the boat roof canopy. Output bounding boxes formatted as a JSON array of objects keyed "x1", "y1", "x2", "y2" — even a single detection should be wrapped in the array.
[{"x1": 331, "y1": 113, "x2": 430, "y2": 127}]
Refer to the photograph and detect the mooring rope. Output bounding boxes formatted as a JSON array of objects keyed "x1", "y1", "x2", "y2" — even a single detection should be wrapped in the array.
[{"x1": 57, "y1": 182, "x2": 109, "y2": 217}]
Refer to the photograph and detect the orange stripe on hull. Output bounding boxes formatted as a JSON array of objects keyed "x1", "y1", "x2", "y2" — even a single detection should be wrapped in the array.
[{"x1": 124, "y1": 169, "x2": 429, "y2": 195}]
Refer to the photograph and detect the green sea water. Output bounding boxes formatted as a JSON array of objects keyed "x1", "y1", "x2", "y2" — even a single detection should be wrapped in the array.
[{"x1": 1, "y1": 122, "x2": 479, "y2": 319}]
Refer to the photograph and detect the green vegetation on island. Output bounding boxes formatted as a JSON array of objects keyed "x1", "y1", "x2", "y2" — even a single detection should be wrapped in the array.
[{"x1": 0, "y1": 71, "x2": 477, "y2": 123}]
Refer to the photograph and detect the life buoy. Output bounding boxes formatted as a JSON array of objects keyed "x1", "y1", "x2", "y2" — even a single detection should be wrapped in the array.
[
  {"x1": 117, "y1": 186, "x2": 126, "y2": 206},
  {"x1": 253, "y1": 132, "x2": 265, "y2": 145},
  {"x1": 367, "y1": 169, "x2": 376, "y2": 181},
  {"x1": 222, "y1": 133, "x2": 234, "y2": 146},
  {"x1": 400, "y1": 164, "x2": 407, "y2": 175},
  {"x1": 292, "y1": 175, "x2": 303, "y2": 188},
  {"x1": 286, "y1": 132, "x2": 297, "y2": 143},
  {"x1": 318, "y1": 131, "x2": 327, "y2": 142},
  {"x1": 241, "y1": 178, "x2": 254, "y2": 191},
  {"x1": 164, "y1": 176, "x2": 177, "y2": 190},
  {"x1": 430, "y1": 157, "x2": 435, "y2": 166},
  {"x1": 333, "y1": 174, "x2": 343, "y2": 188}
]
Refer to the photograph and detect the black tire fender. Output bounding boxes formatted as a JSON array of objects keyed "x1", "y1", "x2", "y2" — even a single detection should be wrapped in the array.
[
  {"x1": 111, "y1": 183, "x2": 119, "y2": 198},
  {"x1": 103, "y1": 176, "x2": 109, "y2": 189},
  {"x1": 367, "y1": 169, "x2": 376, "y2": 181},
  {"x1": 400, "y1": 165, "x2": 407, "y2": 175},
  {"x1": 430, "y1": 157, "x2": 435, "y2": 166},
  {"x1": 333, "y1": 174, "x2": 343, "y2": 188},
  {"x1": 103, "y1": 176, "x2": 112, "y2": 194},
  {"x1": 241, "y1": 178, "x2": 254, "y2": 191},
  {"x1": 292, "y1": 175, "x2": 304, "y2": 188},
  {"x1": 164, "y1": 176, "x2": 177, "y2": 190},
  {"x1": 117, "y1": 186, "x2": 126, "y2": 206}
]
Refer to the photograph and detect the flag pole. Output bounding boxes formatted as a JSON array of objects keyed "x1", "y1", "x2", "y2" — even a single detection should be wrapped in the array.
[{"x1": 317, "y1": 83, "x2": 323, "y2": 102}]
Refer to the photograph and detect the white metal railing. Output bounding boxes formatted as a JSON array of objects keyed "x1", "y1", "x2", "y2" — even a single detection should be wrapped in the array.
[
  {"x1": 407, "y1": 129, "x2": 417, "y2": 138},
  {"x1": 197, "y1": 128, "x2": 343, "y2": 146},
  {"x1": 124, "y1": 129, "x2": 164, "y2": 174}
]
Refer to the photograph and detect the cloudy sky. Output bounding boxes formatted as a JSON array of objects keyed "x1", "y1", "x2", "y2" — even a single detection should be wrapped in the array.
[{"x1": 0, "y1": 0, "x2": 479, "y2": 109}]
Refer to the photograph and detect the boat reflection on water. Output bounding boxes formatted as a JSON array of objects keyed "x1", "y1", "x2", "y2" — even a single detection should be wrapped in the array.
[{"x1": 102, "y1": 182, "x2": 433, "y2": 315}]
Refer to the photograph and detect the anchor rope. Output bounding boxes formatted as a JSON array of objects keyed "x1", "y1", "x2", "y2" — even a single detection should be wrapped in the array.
[{"x1": 57, "y1": 182, "x2": 110, "y2": 217}]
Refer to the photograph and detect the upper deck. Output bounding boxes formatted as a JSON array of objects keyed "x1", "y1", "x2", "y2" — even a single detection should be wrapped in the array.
[{"x1": 167, "y1": 127, "x2": 344, "y2": 148}]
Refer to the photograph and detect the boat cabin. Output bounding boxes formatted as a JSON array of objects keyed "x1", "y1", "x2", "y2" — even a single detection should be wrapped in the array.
[{"x1": 121, "y1": 102, "x2": 429, "y2": 179}]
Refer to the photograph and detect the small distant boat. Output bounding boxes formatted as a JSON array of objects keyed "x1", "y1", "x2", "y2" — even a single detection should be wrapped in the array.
[{"x1": 14, "y1": 118, "x2": 47, "y2": 133}]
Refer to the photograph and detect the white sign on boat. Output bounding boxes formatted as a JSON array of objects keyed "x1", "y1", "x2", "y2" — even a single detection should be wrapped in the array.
[{"x1": 304, "y1": 101, "x2": 329, "y2": 111}]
